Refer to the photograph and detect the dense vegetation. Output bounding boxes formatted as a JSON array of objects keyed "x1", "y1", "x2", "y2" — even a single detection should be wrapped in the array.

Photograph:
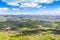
[
  {"x1": 0, "y1": 31, "x2": 60, "y2": 40},
  {"x1": 0, "y1": 19, "x2": 60, "y2": 30},
  {"x1": 0, "y1": 17, "x2": 60, "y2": 40}
]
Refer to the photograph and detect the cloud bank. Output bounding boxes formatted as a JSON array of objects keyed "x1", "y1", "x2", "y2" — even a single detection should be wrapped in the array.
[
  {"x1": 2, "y1": 0, "x2": 59, "y2": 8},
  {"x1": 0, "y1": 0, "x2": 60, "y2": 15}
]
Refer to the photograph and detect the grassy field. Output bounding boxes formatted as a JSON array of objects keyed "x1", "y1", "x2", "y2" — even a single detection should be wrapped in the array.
[
  {"x1": 0, "y1": 31, "x2": 60, "y2": 40},
  {"x1": 0, "y1": 18, "x2": 60, "y2": 40}
]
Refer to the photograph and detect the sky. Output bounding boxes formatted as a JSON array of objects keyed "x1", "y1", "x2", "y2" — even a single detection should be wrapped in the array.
[{"x1": 0, "y1": 0, "x2": 60, "y2": 15}]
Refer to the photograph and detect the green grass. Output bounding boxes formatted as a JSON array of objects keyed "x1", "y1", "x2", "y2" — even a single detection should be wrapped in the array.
[
  {"x1": 0, "y1": 31, "x2": 10, "y2": 40},
  {"x1": 0, "y1": 31, "x2": 60, "y2": 40}
]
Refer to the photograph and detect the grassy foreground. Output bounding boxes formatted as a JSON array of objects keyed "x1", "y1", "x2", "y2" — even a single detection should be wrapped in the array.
[{"x1": 0, "y1": 31, "x2": 60, "y2": 40}]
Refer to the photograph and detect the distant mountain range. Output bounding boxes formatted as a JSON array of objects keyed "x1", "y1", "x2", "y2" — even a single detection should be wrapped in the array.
[{"x1": 0, "y1": 15, "x2": 60, "y2": 20}]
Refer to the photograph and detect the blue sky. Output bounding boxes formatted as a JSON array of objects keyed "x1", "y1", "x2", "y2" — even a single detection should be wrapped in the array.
[{"x1": 0, "y1": 0, "x2": 60, "y2": 15}]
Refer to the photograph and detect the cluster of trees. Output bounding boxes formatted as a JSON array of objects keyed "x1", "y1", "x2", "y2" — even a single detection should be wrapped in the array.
[
  {"x1": 0, "y1": 19, "x2": 60, "y2": 40},
  {"x1": 0, "y1": 19, "x2": 60, "y2": 30}
]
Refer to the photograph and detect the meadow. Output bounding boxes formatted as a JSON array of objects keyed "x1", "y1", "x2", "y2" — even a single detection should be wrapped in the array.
[
  {"x1": 0, "y1": 17, "x2": 60, "y2": 40},
  {"x1": 0, "y1": 31, "x2": 60, "y2": 40}
]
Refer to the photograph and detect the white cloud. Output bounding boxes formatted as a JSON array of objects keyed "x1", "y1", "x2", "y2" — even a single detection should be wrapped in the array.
[
  {"x1": 32, "y1": 8, "x2": 60, "y2": 15},
  {"x1": 6, "y1": 2, "x2": 19, "y2": 6},
  {"x1": 18, "y1": 0, "x2": 55, "y2": 4},
  {"x1": 2, "y1": 0, "x2": 59, "y2": 7},
  {"x1": 2, "y1": 0, "x2": 20, "y2": 6},
  {"x1": 47, "y1": 8, "x2": 60, "y2": 15},
  {"x1": 0, "y1": 8, "x2": 60, "y2": 15},
  {"x1": 12, "y1": 8, "x2": 20, "y2": 10},
  {"x1": 33, "y1": 0, "x2": 54, "y2": 4},
  {"x1": 49, "y1": 7, "x2": 60, "y2": 14},
  {"x1": 20, "y1": 3, "x2": 42, "y2": 8},
  {"x1": 0, "y1": 8, "x2": 9, "y2": 10},
  {"x1": 0, "y1": 8, "x2": 9, "y2": 14},
  {"x1": 54, "y1": 7, "x2": 60, "y2": 14}
]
